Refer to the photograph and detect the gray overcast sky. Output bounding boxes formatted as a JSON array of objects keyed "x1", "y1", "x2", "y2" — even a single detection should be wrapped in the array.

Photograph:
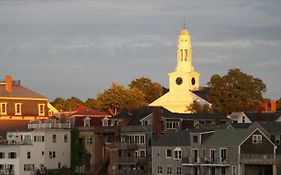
[{"x1": 0, "y1": 0, "x2": 281, "y2": 101}]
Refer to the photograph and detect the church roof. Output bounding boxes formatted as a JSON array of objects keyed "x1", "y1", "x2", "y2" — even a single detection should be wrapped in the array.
[{"x1": 179, "y1": 29, "x2": 190, "y2": 35}]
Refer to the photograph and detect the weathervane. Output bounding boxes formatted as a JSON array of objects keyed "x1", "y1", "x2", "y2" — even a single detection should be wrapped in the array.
[{"x1": 183, "y1": 18, "x2": 186, "y2": 29}]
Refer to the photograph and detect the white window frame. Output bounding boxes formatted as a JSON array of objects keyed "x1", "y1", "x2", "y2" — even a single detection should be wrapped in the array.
[
  {"x1": 232, "y1": 166, "x2": 236, "y2": 175},
  {"x1": 174, "y1": 148, "x2": 182, "y2": 160},
  {"x1": 210, "y1": 149, "x2": 216, "y2": 163},
  {"x1": 0, "y1": 103, "x2": 7, "y2": 115},
  {"x1": 140, "y1": 135, "x2": 145, "y2": 144},
  {"x1": 38, "y1": 104, "x2": 45, "y2": 116},
  {"x1": 252, "y1": 134, "x2": 262, "y2": 144},
  {"x1": 14, "y1": 103, "x2": 22, "y2": 115},
  {"x1": 191, "y1": 149, "x2": 199, "y2": 163},
  {"x1": 220, "y1": 148, "x2": 227, "y2": 163},
  {"x1": 166, "y1": 149, "x2": 172, "y2": 158},
  {"x1": 87, "y1": 137, "x2": 93, "y2": 144}
]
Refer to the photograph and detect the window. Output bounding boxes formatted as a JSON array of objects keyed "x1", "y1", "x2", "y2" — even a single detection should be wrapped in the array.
[
  {"x1": 166, "y1": 121, "x2": 179, "y2": 129},
  {"x1": 167, "y1": 166, "x2": 172, "y2": 174},
  {"x1": 102, "y1": 119, "x2": 108, "y2": 126},
  {"x1": 193, "y1": 135, "x2": 198, "y2": 143},
  {"x1": 84, "y1": 118, "x2": 91, "y2": 127},
  {"x1": 34, "y1": 136, "x2": 44, "y2": 142},
  {"x1": 166, "y1": 149, "x2": 172, "y2": 158},
  {"x1": 174, "y1": 149, "x2": 182, "y2": 160},
  {"x1": 176, "y1": 166, "x2": 182, "y2": 174},
  {"x1": 27, "y1": 152, "x2": 31, "y2": 159},
  {"x1": 42, "y1": 151, "x2": 44, "y2": 156},
  {"x1": 0, "y1": 152, "x2": 4, "y2": 158},
  {"x1": 135, "y1": 135, "x2": 139, "y2": 144},
  {"x1": 221, "y1": 167, "x2": 226, "y2": 175},
  {"x1": 135, "y1": 151, "x2": 139, "y2": 158},
  {"x1": 210, "y1": 149, "x2": 215, "y2": 163},
  {"x1": 0, "y1": 103, "x2": 7, "y2": 115},
  {"x1": 49, "y1": 151, "x2": 56, "y2": 158},
  {"x1": 211, "y1": 167, "x2": 215, "y2": 175},
  {"x1": 157, "y1": 166, "x2": 162, "y2": 174},
  {"x1": 38, "y1": 104, "x2": 45, "y2": 116},
  {"x1": 14, "y1": 103, "x2": 22, "y2": 115},
  {"x1": 139, "y1": 149, "x2": 146, "y2": 157},
  {"x1": 140, "y1": 135, "x2": 145, "y2": 144},
  {"x1": 242, "y1": 116, "x2": 245, "y2": 123},
  {"x1": 252, "y1": 134, "x2": 262, "y2": 144},
  {"x1": 8, "y1": 152, "x2": 16, "y2": 159},
  {"x1": 86, "y1": 137, "x2": 93, "y2": 144},
  {"x1": 64, "y1": 134, "x2": 68, "y2": 143},
  {"x1": 220, "y1": 148, "x2": 227, "y2": 162},
  {"x1": 24, "y1": 164, "x2": 33, "y2": 171},
  {"x1": 52, "y1": 134, "x2": 56, "y2": 143},
  {"x1": 232, "y1": 166, "x2": 236, "y2": 175}
]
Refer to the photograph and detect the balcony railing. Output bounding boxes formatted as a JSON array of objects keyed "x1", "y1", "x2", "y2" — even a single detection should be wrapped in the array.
[
  {"x1": 28, "y1": 123, "x2": 71, "y2": 129},
  {"x1": 111, "y1": 142, "x2": 138, "y2": 149},
  {"x1": 182, "y1": 157, "x2": 230, "y2": 166},
  {"x1": 0, "y1": 169, "x2": 15, "y2": 175},
  {"x1": 240, "y1": 154, "x2": 281, "y2": 164}
]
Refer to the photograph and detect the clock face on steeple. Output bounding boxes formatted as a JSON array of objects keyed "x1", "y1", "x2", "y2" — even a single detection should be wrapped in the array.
[{"x1": 176, "y1": 77, "x2": 183, "y2": 85}]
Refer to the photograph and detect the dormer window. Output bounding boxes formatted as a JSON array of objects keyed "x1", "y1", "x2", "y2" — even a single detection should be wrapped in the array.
[
  {"x1": 192, "y1": 135, "x2": 198, "y2": 143},
  {"x1": 83, "y1": 117, "x2": 91, "y2": 127},
  {"x1": 102, "y1": 117, "x2": 109, "y2": 127},
  {"x1": 38, "y1": 104, "x2": 45, "y2": 116},
  {"x1": 15, "y1": 103, "x2": 22, "y2": 115},
  {"x1": 0, "y1": 103, "x2": 7, "y2": 115}
]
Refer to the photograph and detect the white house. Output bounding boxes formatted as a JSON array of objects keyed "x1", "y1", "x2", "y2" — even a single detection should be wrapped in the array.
[{"x1": 0, "y1": 122, "x2": 71, "y2": 175}]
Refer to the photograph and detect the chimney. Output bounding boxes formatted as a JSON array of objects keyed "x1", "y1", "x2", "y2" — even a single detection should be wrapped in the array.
[
  {"x1": 153, "y1": 107, "x2": 162, "y2": 140},
  {"x1": 260, "y1": 101, "x2": 268, "y2": 112},
  {"x1": 271, "y1": 100, "x2": 277, "y2": 112},
  {"x1": 5, "y1": 75, "x2": 13, "y2": 93}
]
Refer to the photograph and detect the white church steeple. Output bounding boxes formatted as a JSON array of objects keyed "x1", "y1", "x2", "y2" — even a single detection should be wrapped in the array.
[{"x1": 176, "y1": 28, "x2": 193, "y2": 72}]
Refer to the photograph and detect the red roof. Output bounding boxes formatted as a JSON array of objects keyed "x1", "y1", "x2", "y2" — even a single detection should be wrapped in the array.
[{"x1": 72, "y1": 105, "x2": 108, "y2": 116}]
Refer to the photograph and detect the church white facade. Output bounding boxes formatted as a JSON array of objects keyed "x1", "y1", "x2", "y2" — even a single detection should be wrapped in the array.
[{"x1": 149, "y1": 28, "x2": 210, "y2": 113}]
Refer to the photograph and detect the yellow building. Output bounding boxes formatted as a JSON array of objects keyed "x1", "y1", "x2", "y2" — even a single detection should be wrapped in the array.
[{"x1": 149, "y1": 28, "x2": 210, "y2": 113}]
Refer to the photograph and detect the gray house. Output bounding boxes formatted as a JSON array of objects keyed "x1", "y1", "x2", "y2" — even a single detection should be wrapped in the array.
[{"x1": 152, "y1": 128, "x2": 278, "y2": 175}]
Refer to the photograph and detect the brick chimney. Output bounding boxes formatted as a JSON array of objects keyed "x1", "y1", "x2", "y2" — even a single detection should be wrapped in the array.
[
  {"x1": 271, "y1": 100, "x2": 277, "y2": 112},
  {"x1": 153, "y1": 107, "x2": 162, "y2": 140},
  {"x1": 5, "y1": 75, "x2": 12, "y2": 93},
  {"x1": 260, "y1": 101, "x2": 268, "y2": 112}
]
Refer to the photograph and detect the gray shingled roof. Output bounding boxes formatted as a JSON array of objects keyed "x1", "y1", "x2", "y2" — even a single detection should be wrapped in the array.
[
  {"x1": 153, "y1": 130, "x2": 190, "y2": 146},
  {"x1": 161, "y1": 108, "x2": 229, "y2": 121},
  {"x1": 256, "y1": 121, "x2": 281, "y2": 134},
  {"x1": 245, "y1": 111, "x2": 281, "y2": 122},
  {"x1": 202, "y1": 129, "x2": 253, "y2": 147}
]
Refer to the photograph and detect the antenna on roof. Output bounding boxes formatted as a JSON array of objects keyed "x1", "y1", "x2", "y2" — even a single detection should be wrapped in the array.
[{"x1": 183, "y1": 18, "x2": 186, "y2": 29}]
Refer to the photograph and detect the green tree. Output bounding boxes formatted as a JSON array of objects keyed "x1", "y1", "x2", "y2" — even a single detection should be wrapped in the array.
[
  {"x1": 129, "y1": 77, "x2": 163, "y2": 103},
  {"x1": 207, "y1": 68, "x2": 266, "y2": 114},
  {"x1": 84, "y1": 98, "x2": 98, "y2": 109},
  {"x1": 51, "y1": 97, "x2": 66, "y2": 111},
  {"x1": 95, "y1": 83, "x2": 147, "y2": 116}
]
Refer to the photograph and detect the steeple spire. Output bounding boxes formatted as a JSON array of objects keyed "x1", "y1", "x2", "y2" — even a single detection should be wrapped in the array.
[{"x1": 183, "y1": 18, "x2": 186, "y2": 29}]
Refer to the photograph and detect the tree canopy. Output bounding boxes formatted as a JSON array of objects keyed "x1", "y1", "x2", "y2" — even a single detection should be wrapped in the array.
[
  {"x1": 207, "y1": 68, "x2": 266, "y2": 114},
  {"x1": 51, "y1": 96, "x2": 83, "y2": 111},
  {"x1": 95, "y1": 83, "x2": 147, "y2": 116},
  {"x1": 129, "y1": 77, "x2": 163, "y2": 103},
  {"x1": 187, "y1": 100, "x2": 213, "y2": 114}
]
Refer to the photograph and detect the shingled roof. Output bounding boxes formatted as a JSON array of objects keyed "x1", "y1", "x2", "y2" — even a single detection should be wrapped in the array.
[
  {"x1": 161, "y1": 108, "x2": 229, "y2": 121},
  {"x1": 202, "y1": 129, "x2": 253, "y2": 147},
  {"x1": 153, "y1": 130, "x2": 190, "y2": 146},
  {"x1": 245, "y1": 111, "x2": 281, "y2": 122},
  {"x1": 0, "y1": 82, "x2": 46, "y2": 99}
]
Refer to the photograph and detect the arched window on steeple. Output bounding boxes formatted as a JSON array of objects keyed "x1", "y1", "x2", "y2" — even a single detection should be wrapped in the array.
[
  {"x1": 185, "y1": 49, "x2": 188, "y2": 61},
  {"x1": 180, "y1": 49, "x2": 183, "y2": 61}
]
